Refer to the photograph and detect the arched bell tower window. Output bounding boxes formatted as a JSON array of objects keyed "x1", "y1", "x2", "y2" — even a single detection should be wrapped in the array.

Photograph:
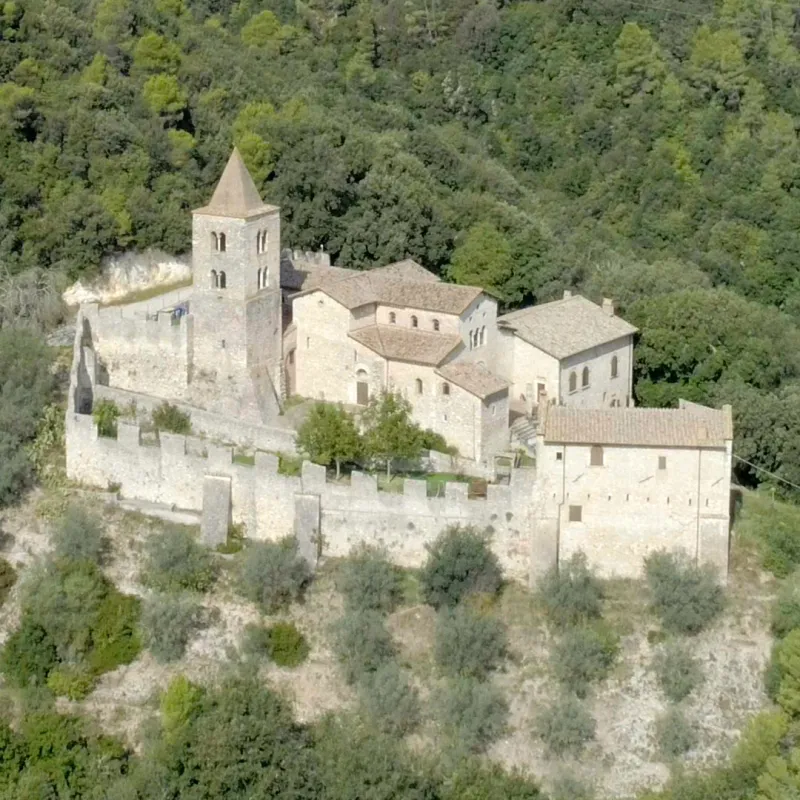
[
  {"x1": 211, "y1": 232, "x2": 218, "y2": 251},
  {"x1": 257, "y1": 230, "x2": 268, "y2": 254},
  {"x1": 210, "y1": 270, "x2": 217, "y2": 288},
  {"x1": 218, "y1": 232, "x2": 226, "y2": 252},
  {"x1": 258, "y1": 267, "x2": 268, "y2": 289},
  {"x1": 219, "y1": 271, "x2": 227, "y2": 289}
]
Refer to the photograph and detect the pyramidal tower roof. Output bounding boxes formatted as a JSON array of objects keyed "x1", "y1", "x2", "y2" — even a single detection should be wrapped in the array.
[{"x1": 194, "y1": 148, "x2": 277, "y2": 218}]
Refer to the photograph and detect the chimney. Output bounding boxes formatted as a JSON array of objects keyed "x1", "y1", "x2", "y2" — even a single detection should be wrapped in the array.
[
  {"x1": 602, "y1": 297, "x2": 615, "y2": 316},
  {"x1": 563, "y1": 290, "x2": 572, "y2": 299}
]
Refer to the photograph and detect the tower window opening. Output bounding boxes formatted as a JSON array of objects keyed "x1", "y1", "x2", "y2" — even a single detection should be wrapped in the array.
[
  {"x1": 218, "y1": 271, "x2": 227, "y2": 289},
  {"x1": 218, "y1": 232, "x2": 227, "y2": 252},
  {"x1": 210, "y1": 269, "x2": 218, "y2": 288}
]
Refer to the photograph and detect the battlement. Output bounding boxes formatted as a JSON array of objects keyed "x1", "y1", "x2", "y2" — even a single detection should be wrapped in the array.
[
  {"x1": 283, "y1": 248, "x2": 331, "y2": 269},
  {"x1": 65, "y1": 411, "x2": 536, "y2": 581}
]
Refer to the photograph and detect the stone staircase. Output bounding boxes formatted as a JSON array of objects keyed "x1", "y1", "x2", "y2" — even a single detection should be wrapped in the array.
[{"x1": 510, "y1": 414, "x2": 538, "y2": 453}]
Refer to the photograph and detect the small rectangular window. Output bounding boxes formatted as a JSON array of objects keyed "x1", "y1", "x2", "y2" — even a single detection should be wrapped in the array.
[
  {"x1": 568, "y1": 505, "x2": 582, "y2": 522},
  {"x1": 590, "y1": 445, "x2": 604, "y2": 466},
  {"x1": 658, "y1": 456, "x2": 667, "y2": 470},
  {"x1": 556, "y1": 452, "x2": 563, "y2": 461}
]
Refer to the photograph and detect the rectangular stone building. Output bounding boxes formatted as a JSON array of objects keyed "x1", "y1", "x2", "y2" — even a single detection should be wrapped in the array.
[
  {"x1": 533, "y1": 400, "x2": 733, "y2": 580},
  {"x1": 496, "y1": 291, "x2": 637, "y2": 413}
]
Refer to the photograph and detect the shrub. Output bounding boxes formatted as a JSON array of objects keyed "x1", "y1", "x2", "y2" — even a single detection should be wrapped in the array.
[
  {"x1": 152, "y1": 402, "x2": 191, "y2": 435},
  {"x1": 267, "y1": 622, "x2": 309, "y2": 667},
  {"x1": 551, "y1": 624, "x2": 619, "y2": 697},
  {"x1": 46, "y1": 664, "x2": 95, "y2": 700},
  {"x1": 140, "y1": 594, "x2": 201, "y2": 663},
  {"x1": 93, "y1": 399, "x2": 120, "y2": 438},
  {"x1": 331, "y1": 610, "x2": 395, "y2": 684},
  {"x1": 337, "y1": 545, "x2": 403, "y2": 614},
  {"x1": 535, "y1": 693, "x2": 596, "y2": 756},
  {"x1": 652, "y1": 642, "x2": 704, "y2": 703},
  {"x1": 143, "y1": 527, "x2": 216, "y2": 593},
  {"x1": 656, "y1": 707, "x2": 697, "y2": 758},
  {"x1": 235, "y1": 537, "x2": 311, "y2": 612},
  {"x1": 434, "y1": 605, "x2": 507, "y2": 679},
  {"x1": 419, "y1": 525, "x2": 502, "y2": 609},
  {"x1": 88, "y1": 592, "x2": 141, "y2": 674},
  {"x1": 0, "y1": 557, "x2": 16, "y2": 607},
  {"x1": 51, "y1": 504, "x2": 108, "y2": 564},
  {"x1": 644, "y1": 551, "x2": 725, "y2": 635},
  {"x1": 161, "y1": 675, "x2": 204, "y2": 738},
  {"x1": 772, "y1": 568, "x2": 800, "y2": 638},
  {"x1": 436, "y1": 677, "x2": 508, "y2": 753},
  {"x1": 765, "y1": 643, "x2": 782, "y2": 701},
  {"x1": 538, "y1": 552, "x2": 604, "y2": 627},
  {"x1": 552, "y1": 775, "x2": 595, "y2": 800},
  {"x1": 358, "y1": 663, "x2": 420, "y2": 736},
  {"x1": 0, "y1": 618, "x2": 58, "y2": 687}
]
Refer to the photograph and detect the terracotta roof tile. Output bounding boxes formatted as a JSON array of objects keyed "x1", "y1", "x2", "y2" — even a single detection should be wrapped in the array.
[
  {"x1": 349, "y1": 325, "x2": 462, "y2": 366},
  {"x1": 435, "y1": 363, "x2": 509, "y2": 399},
  {"x1": 498, "y1": 295, "x2": 637, "y2": 359},
  {"x1": 295, "y1": 261, "x2": 483, "y2": 315},
  {"x1": 542, "y1": 404, "x2": 733, "y2": 448}
]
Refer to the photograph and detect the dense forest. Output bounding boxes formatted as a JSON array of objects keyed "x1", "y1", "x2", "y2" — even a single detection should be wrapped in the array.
[{"x1": 4, "y1": 0, "x2": 800, "y2": 492}]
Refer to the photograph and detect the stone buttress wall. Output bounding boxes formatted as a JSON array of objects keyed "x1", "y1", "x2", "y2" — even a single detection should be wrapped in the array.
[{"x1": 65, "y1": 412, "x2": 537, "y2": 582}]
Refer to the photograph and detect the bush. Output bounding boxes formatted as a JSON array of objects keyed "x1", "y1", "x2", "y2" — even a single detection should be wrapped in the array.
[
  {"x1": 436, "y1": 677, "x2": 508, "y2": 754},
  {"x1": 0, "y1": 557, "x2": 16, "y2": 607},
  {"x1": 419, "y1": 525, "x2": 502, "y2": 609},
  {"x1": 552, "y1": 775, "x2": 595, "y2": 800},
  {"x1": 656, "y1": 707, "x2": 697, "y2": 758},
  {"x1": 161, "y1": 675, "x2": 204, "y2": 738},
  {"x1": 140, "y1": 594, "x2": 201, "y2": 663},
  {"x1": 152, "y1": 402, "x2": 191, "y2": 435},
  {"x1": 538, "y1": 552, "x2": 604, "y2": 627},
  {"x1": 535, "y1": 693, "x2": 596, "y2": 756},
  {"x1": 772, "y1": 568, "x2": 800, "y2": 638},
  {"x1": 0, "y1": 618, "x2": 58, "y2": 687},
  {"x1": 46, "y1": 664, "x2": 95, "y2": 700},
  {"x1": 267, "y1": 622, "x2": 309, "y2": 667},
  {"x1": 765, "y1": 643, "x2": 782, "y2": 701},
  {"x1": 51, "y1": 504, "x2": 108, "y2": 564},
  {"x1": 331, "y1": 610, "x2": 395, "y2": 684},
  {"x1": 551, "y1": 624, "x2": 619, "y2": 697},
  {"x1": 88, "y1": 592, "x2": 142, "y2": 674},
  {"x1": 337, "y1": 545, "x2": 403, "y2": 614},
  {"x1": 235, "y1": 537, "x2": 311, "y2": 612},
  {"x1": 652, "y1": 642, "x2": 704, "y2": 703},
  {"x1": 358, "y1": 663, "x2": 420, "y2": 736},
  {"x1": 434, "y1": 605, "x2": 507, "y2": 679},
  {"x1": 644, "y1": 551, "x2": 725, "y2": 635},
  {"x1": 143, "y1": 527, "x2": 216, "y2": 593},
  {"x1": 93, "y1": 399, "x2": 120, "y2": 438}
]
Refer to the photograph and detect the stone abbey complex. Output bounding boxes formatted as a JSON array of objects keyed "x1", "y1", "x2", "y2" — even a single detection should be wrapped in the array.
[{"x1": 66, "y1": 149, "x2": 734, "y2": 583}]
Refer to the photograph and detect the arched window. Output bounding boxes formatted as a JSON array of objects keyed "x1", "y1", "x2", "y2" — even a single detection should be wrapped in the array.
[
  {"x1": 432, "y1": 319, "x2": 440, "y2": 331},
  {"x1": 210, "y1": 270, "x2": 217, "y2": 288},
  {"x1": 569, "y1": 371, "x2": 577, "y2": 393},
  {"x1": 611, "y1": 355, "x2": 618, "y2": 379},
  {"x1": 218, "y1": 232, "x2": 226, "y2": 252},
  {"x1": 442, "y1": 382, "x2": 450, "y2": 396},
  {"x1": 257, "y1": 268, "x2": 262, "y2": 289},
  {"x1": 415, "y1": 378, "x2": 423, "y2": 394},
  {"x1": 590, "y1": 445, "x2": 604, "y2": 466},
  {"x1": 257, "y1": 230, "x2": 268, "y2": 254},
  {"x1": 582, "y1": 366, "x2": 590, "y2": 388},
  {"x1": 389, "y1": 312, "x2": 396, "y2": 324},
  {"x1": 219, "y1": 271, "x2": 227, "y2": 289},
  {"x1": 258, "y1": 267, "x2": 268, "y2": 289},
  {"x1": 411, "y1": 315, "x2": 418, "y2": 328},
  {"x1": 480, "y1": 326, "x2": 486, "y2": 346},
  {"x1": 211, "y1": 232, "x2": 218, "y2": 250}
]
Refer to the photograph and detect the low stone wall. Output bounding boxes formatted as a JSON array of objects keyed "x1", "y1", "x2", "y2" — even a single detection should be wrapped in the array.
[
  {"x1": 65, "y1": 412, "x2": 538, "y2": 582},
  {"x1": 93, "y1": 384, "x2": 297, "y2": 455}
]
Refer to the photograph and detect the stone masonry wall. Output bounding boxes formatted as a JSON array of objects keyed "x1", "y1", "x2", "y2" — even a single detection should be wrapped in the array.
[{"x1": 65, "y1": 412, "x2": 538, "y2": 582}]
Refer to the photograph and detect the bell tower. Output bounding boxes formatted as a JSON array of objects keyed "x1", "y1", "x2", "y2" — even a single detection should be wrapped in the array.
[{"x1": 188, "y1": 148, "x2": 283, "y2": 422}]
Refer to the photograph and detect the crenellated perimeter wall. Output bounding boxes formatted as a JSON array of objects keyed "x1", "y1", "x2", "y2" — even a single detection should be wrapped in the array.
[{"x1": 65, "y1": 413, "x2": 538, "y2": 582}]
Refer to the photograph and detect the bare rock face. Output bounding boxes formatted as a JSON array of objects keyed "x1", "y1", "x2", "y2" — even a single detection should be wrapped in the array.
[{"x1": 63, "y1": 250, "x2": 190, "y2": 306}]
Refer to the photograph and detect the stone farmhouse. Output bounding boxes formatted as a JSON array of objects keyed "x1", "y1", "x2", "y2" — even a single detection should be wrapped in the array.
[{"x1": 65, "y1": 148, "x2": 734, "y2": 583}]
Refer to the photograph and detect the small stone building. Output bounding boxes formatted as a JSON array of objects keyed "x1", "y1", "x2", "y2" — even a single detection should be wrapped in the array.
[
  {"x1": 496, "y1": 291, "x2": 637, "y2": 413},
  {"x1": 533, "y1": 400, "x2": 733, "y2": 580}
]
